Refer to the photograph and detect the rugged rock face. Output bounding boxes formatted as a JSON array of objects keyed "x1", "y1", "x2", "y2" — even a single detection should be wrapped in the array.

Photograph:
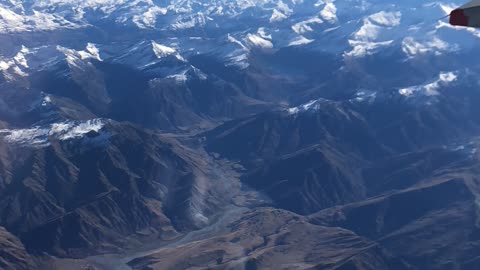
[
  {"x1": 128, "y1": 208, "x2": 412, "y2": 270},
  {"x1": 204, "y1": 86, "x2": 480, "y2": 215},
  {"x1": 309, "y1": 151, "x2": 480, "y2": 270},
  {"x1": 0, "y1": 122, "x2": 239, "y2": 258},
  {"x1": 241, "y1": 144, "x2": 366, "y2": 214},
  {"x1": 0, "y1": 227, "x2": 36, "y2": 270},
  {"x1": 195, "y1": 89, "x2": 480, "y2": 269},
  {"x1": 2, "y1": 0, "x2": 480, "y2": 269}
]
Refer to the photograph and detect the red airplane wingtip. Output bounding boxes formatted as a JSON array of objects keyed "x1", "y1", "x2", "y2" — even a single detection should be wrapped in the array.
[{"x1": 450, "y1": 9, "x2": 469, "y2": 26}]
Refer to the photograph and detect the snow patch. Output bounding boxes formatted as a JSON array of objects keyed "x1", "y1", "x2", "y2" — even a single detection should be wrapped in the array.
[
  {"x1": 368, "y1": 11, "x2": 401, "y2": 27},
  {"x1": 133, "y1": 6, "x2": 167, "y2": 28},
  {"x1": 320, "y1": 2, "x2": 337, "y2": 23},
  {"x1": 227, "y1": 34, "x2": 247, "y2": 50},
  {"x1": 151, "y1": 41, "x2": 185, "y2": 62},
  {"x1": 225, "y1": 51, "x2": 249, "y2": 69},
  {"x1": 345, "y1": 11, "x2": 401, "y2": 57},
  {"x1": 42, "y1": 95, "x2": 52, "y2": 107},
  {"x1": 352, "y1": 90, "x2": 377, "y2": 103},
  {"x1": 288, "y1": 99, "x2": 323, "y2": 114},
  {"x1": 57, "y1": 43, "x2": 102, "y2": 68},
  {"x1": 270, "y1": 9, "x2": 288, "y2": 23},
  {"x1": 292, "y1": 17, "x2": 323, "y2": 34},
  {"x1": 277, "y1": 0, "x2": 293, "y2": 15},
  {"x1": 354, "y1": 12, "x2": 401, "y2": 41},
  {"x1": 244, "y1": 33, "x2": 273, "y2": 49},
  {"x1": 166, "y1": 71, "x2": 188, "y2": 83},
  {"x1": 85, "y1": 43, "x2": 102, "y2": 61},
  {"x1": 225, "y1": 34, "x2": 250, "y2": 68},
  {"x1": 0, "y1": 45, "x2": 31, "y2": 80},
  {"x1": 257, "y1": 27, "x2": 272, "y2": 40},
  {"x1": 171, "y1": 13, "x2": 208, "y2": 30},
  {"x1": 345, "y1": 40, "x2": 394, "y2": 58},
  {"x1": 288, "y1": 36, "x2": 314, "y2": 46},
  {"x1": 151, "y1": 41, "x2": 177, "y2": 58}
]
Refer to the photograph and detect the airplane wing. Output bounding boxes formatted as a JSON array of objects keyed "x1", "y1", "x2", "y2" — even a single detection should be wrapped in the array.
[
  {"x1": 461, "y1": 0, "x2": 480, "y2": 9},
  {"x1": 450, "y1": 1, "x2": 480, "y2": 27}
]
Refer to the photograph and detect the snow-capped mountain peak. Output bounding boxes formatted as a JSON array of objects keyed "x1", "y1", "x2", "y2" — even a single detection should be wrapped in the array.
[
  {"x1": 151, "y1": 41, "x2": 186, "y2": 61},
  {"x1": 56, "y1": 43, "x2": 102, "y2": 69},
  {"x1": 151, "y1": 41, "x2": 177, "y2": 58}
]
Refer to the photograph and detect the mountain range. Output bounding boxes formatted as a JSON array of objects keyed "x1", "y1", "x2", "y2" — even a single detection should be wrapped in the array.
[{"x1": 1, "y1": 0, "x2": 480, "y2": 270}]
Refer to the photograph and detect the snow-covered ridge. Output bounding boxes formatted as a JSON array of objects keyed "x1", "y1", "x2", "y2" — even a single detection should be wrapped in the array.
[
  {"x1": 244, "y1": 33, "x2": 273, "y2": 49},
  {"x1": 320, "y1": 2, "x2": 337, "y2": 23},
  {"x1": 151, "y1": 41, "x2": 177, "y2": 58},
  {"x1": 270, "y1": 9, "x2": 288, "y2": 23},
  {"x1": 0, "y1": 45, "x2": 30, "y2": 79},
  {"x1": 132, "y1": 6, "x2": 167, "y2": 28},
  {"x1": 0, "y1": 119, "x2": 107, "y2": 147},
  {"x1": 56, "y1": 43, "x2": 102, "y2": 69},
  {"x1": 0, "y1": 43, "x2": 106, "y2": 80},
  {"x1": 402, "y1": 36, "x2": 454, "y2": 57},
  {"x1": 345, "y1": 11, "x2": 402, "y2": 58},
  {"x1": 288, "y1": 35, "x2": 314, "y2": 46},
  {"x1": 287, "y1": 99, "x2": 324, "y2": 114},
  {"x1": 0, "y1": 0, "x2": 476, "y2": 74},
  {"x1": 57, "y1": 43, "x2": 102, "y2": 61},
  {"x1": 0, "y1": 0, "x2": 320, "y2": 33},
  {"x1": 292, "y1": 17, "x2": 323, "y2": 34},
  {"x1": 0, "y1": 5, "x2": 80, "y2": 33},
  {"x1": 399, "y1": 71, "x2": 458, "y2": 97}
]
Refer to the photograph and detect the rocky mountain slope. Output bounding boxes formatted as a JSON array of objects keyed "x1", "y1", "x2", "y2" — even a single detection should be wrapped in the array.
[
  {"x1": 0, "y1": 121, "x2": 246, "y2": 259},
  {"x1": 0, "y1": 227, "x2": 36, "y2": 270},
  {"x1": 1, "y1": 0, "x2": 480, "y2": 269},
  {"x1": 128, "y1": 208, "x2": 413, "y2": 270}
]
